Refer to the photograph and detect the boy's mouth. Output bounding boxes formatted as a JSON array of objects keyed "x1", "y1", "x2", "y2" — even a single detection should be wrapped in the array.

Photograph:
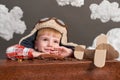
[
  {"x1": 45, "y1": 49, "x2": 53, "y2": 52},
  {"x1": 44, "y1": 48, "x2": 54, "y2": 53},
  {"x1": 44, "y1": 48, "x2": 58, "y2": 54}
]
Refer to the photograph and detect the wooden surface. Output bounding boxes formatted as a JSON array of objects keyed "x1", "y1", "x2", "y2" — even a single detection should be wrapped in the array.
[{"x1": 0, "y1": 59, "x2": 120, "y2": 80}]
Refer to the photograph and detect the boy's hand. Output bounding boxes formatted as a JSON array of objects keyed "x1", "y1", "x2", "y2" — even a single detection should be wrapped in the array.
[
  {"x1": 33, "y1": 46, "x2": 73, "y2": 58},
  {"x1": 51, "y1": 46, "x2": 73, "y2": 57},
  {"x1": 32, "y1": 51, "x2": 50, "y2": 57}
]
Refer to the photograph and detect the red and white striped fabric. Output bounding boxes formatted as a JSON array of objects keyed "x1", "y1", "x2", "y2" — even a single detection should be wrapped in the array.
[{"x1": 6, "y1": 44, "x2": 33, "y2": 60}]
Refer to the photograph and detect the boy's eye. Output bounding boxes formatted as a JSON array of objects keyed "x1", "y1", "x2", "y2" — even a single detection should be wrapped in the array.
[
  {"x1": 43, "y1": 38, "x2": 48, "y2": 41},
  {"x1": 54, "y1": 40, "x2": 59, "y2": 43}
]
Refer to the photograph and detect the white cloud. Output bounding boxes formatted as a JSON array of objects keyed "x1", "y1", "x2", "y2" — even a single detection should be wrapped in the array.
[
  {"x1": 56, "y1": 0, "x2": 84, "y2": 7},
  {"x1": 0, "y1": 4, "x2": 26, "y2": 41},
  {"x1": 89, "y1": 0, "x2": 120, "y2": 23}
]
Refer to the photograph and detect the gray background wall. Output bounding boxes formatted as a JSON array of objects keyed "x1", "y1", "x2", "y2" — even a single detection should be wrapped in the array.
[{"x1": 0, "y1": 0, "x2": 120, "y2": 59}]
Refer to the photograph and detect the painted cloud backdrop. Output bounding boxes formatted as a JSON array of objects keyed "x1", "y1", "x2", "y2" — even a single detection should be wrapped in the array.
[
  {"x1": 0, "y1": 4, "x2": 26, "y2": 41},
  {"x1": 1, "y1": 1, "x2": 120, "y2": 60}
]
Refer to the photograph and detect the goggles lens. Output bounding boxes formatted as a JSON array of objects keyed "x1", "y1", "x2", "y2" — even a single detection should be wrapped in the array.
[{"x1": 40, "y1": 17, "x2": 49, "y2": 21}]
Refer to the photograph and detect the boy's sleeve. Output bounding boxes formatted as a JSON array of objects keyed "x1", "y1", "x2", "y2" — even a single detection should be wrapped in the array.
[{"x1": 6, "y1": 44, "x2": 34, "y2": 60}]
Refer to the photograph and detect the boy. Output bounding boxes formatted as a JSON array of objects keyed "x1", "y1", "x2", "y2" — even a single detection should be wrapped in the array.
[
  {"x1": 6, "y1": 17, "x2": 77, "y2": 60},
  {"x1": 6, "y1": 17, "x2": 119, "y2": 68}
]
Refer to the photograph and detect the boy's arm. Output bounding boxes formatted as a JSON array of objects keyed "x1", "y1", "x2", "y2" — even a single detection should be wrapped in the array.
[
  {"x1": 6, "y1": 44, "x2": 34, "y2": 60},
  {"x1": 6, "y1": 44, "x2": 49, "y2": 60}
]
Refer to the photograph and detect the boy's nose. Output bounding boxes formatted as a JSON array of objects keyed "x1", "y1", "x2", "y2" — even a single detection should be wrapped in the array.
[{"x1": 47, "y1": 42, "x2": 53, "y2": 47}]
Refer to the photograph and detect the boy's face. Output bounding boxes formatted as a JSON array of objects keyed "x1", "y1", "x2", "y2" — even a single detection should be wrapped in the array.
[{"x1": 35, "y1": 32, "x2": 61, "y2": 54}]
